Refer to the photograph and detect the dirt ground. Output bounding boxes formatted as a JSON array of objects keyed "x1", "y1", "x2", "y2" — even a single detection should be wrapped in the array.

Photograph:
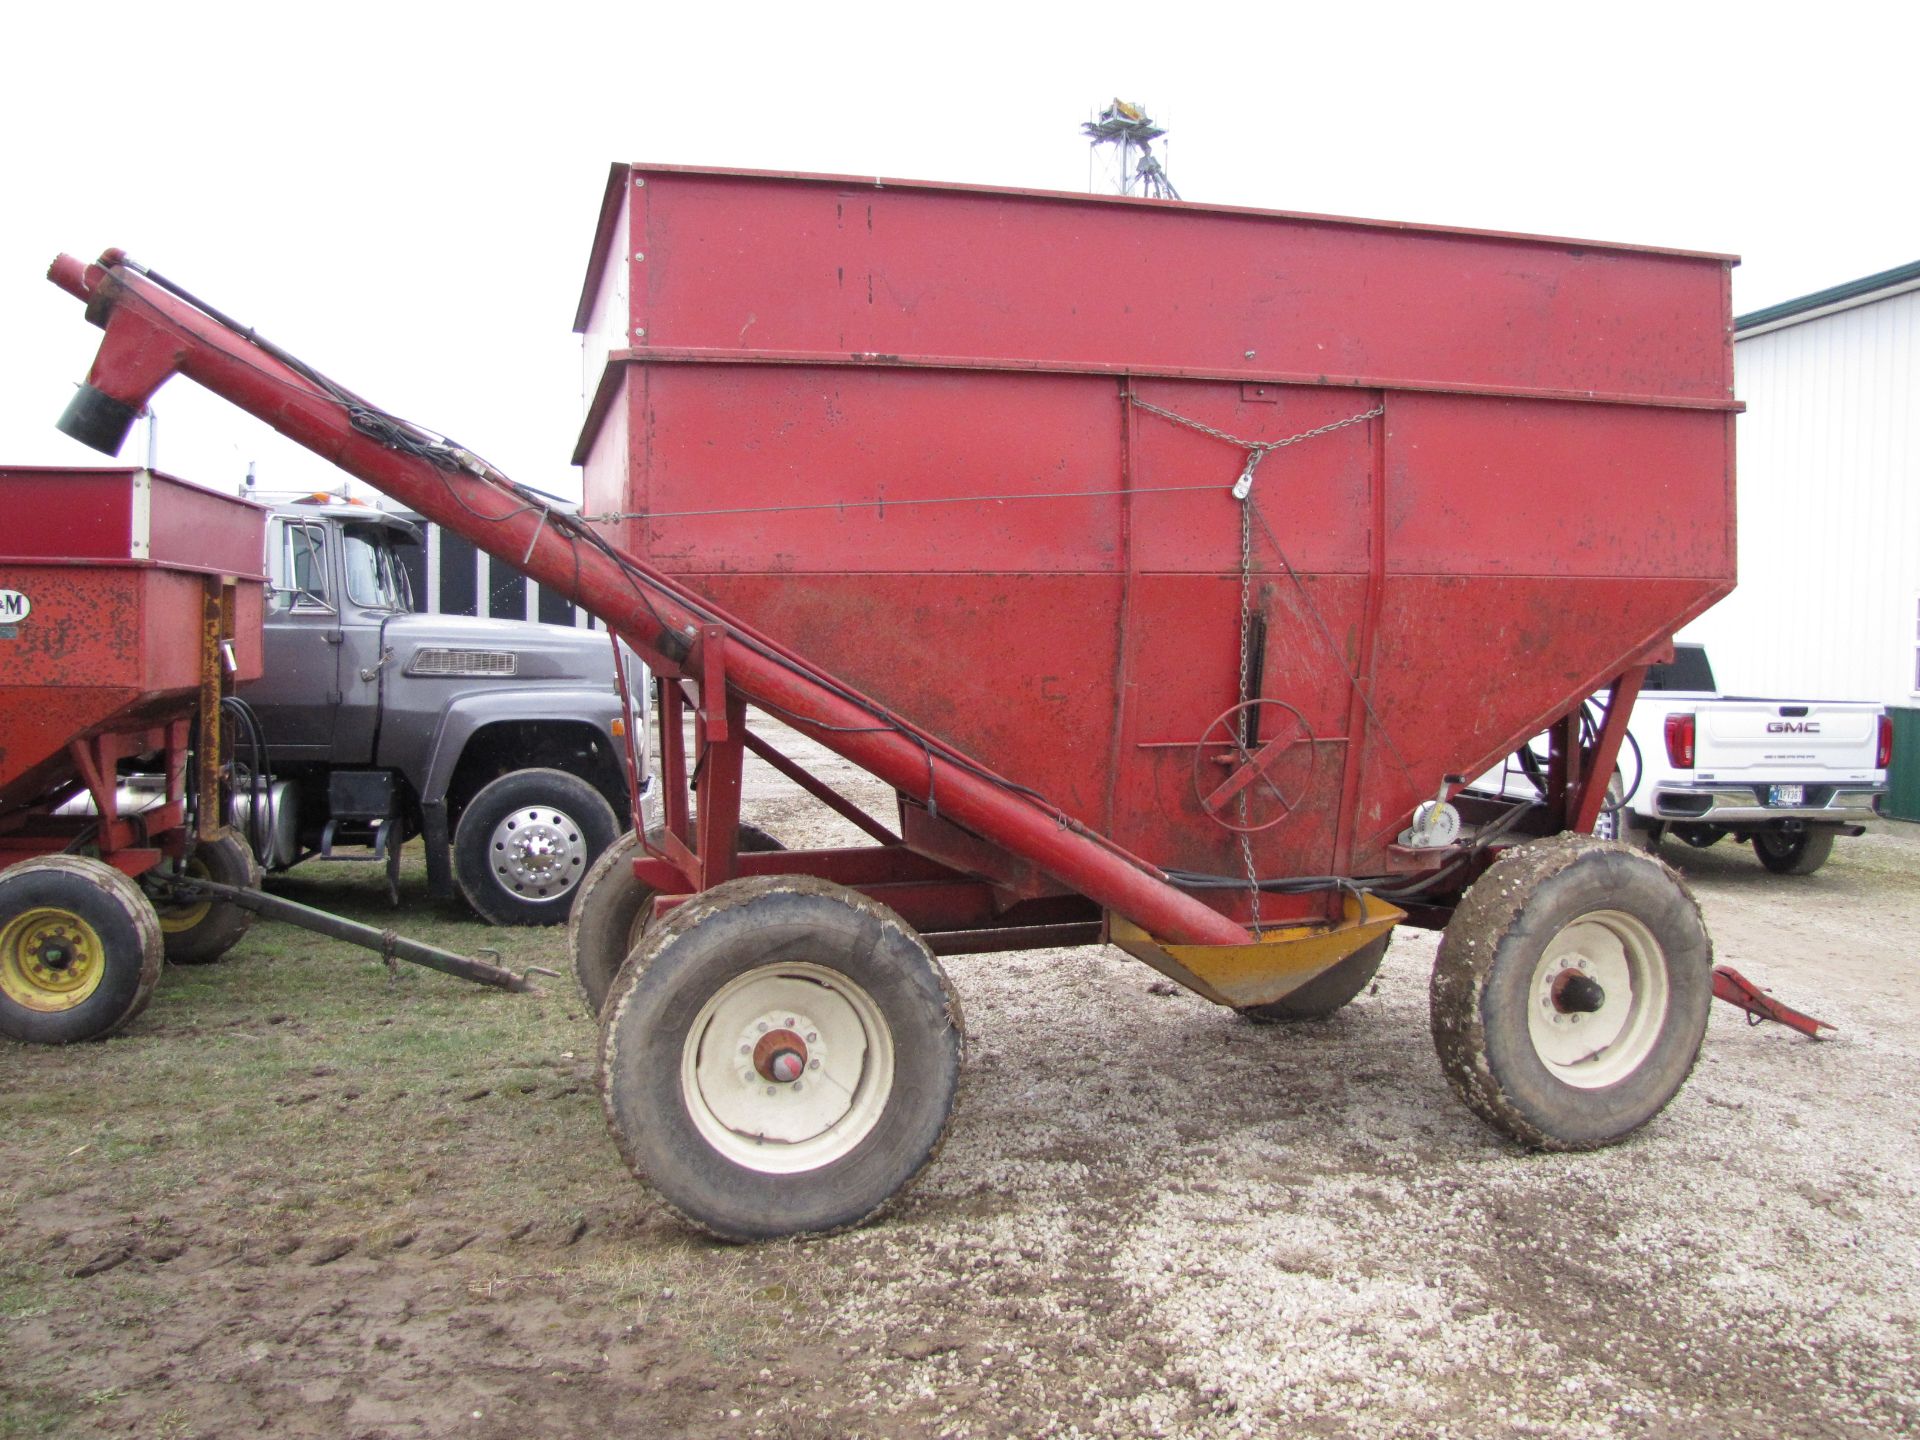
[{"x1": 3, "y1": 733, "x2": 1917, "y2": 1439}]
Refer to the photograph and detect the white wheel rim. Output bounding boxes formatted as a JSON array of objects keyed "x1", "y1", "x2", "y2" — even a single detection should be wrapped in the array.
[
  {"x1": 681, "y1": 961, "x2": 894, "y2": 1174},
  {"x1": 488, "y1": 805, "x2": 590, "y2": 902},
  {"x1": 1525, "y1": 908, "x2": 1670, "y2": 1089}
]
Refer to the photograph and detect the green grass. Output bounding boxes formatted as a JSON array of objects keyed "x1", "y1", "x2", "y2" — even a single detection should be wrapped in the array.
[{"x1": 0, "y1": 842, "x2": 617, "y2": 1237}]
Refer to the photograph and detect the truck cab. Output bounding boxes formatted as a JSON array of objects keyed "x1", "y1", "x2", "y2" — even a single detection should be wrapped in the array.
[{"x1": 240, "y1": 499, "x2": 643, "y2": 923}]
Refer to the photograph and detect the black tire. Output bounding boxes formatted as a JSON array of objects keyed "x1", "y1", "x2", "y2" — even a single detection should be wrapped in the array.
[
  {"x1": 0, "y1": 856, "x2": 164, "y2": 1045},
  {"x1": 1237, "y1": 934, "x2": 1390, "y2": 1023},
  {"x1": 149, "y1": 828, "x2": 261, "y2": 964},
  {"x1": 569, "y1": 823, "x2": 788, "y2": 1016},
  {"x1": 599, "y1": 875, "x2": 964, "y2": 1241},
  {"x1": 1430, "y1": 834, "x2": 1712, "y2": 1150},
  {"x1": 453, "y1": 768, "x2": 620, "y2": 926},
  {"x1": 1754, "y1": 827, "x2": 1835, "y2": 876}
]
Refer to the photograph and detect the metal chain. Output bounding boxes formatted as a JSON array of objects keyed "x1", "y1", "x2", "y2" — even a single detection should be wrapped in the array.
[
  {"x1": 1132, "y1": 396, "x2": 1385, "y2": 938},
  {"x1": 1130, "y1": 398, "x2": 1386, "y2": 456},
  {"x1": 1237, "y1": 487, "x2": 1263, "y2": 936}
]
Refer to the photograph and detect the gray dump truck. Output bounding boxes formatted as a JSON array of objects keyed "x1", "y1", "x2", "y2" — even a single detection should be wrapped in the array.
[{"x1": 235, "y1": 499, "x2": 642, "y2": 924}]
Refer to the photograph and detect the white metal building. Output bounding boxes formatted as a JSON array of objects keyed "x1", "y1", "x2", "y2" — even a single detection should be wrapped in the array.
[{"x1": 1680, "y1": 261, "x2": 1919, "y2": 703}]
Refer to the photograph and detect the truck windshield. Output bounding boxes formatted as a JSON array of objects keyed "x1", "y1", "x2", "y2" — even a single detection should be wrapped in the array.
[{"x1": 342, "y1": 525, "x2": 413, "y2": 611}]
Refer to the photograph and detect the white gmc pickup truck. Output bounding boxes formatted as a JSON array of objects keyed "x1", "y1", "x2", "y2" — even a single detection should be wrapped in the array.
[{"x1": 1481, "y1": 644, "x2": 1889, "y2": 875}]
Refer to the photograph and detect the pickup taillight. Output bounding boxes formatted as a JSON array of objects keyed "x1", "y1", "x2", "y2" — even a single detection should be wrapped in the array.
[
  {"x1": 1878, "y1": 714, "x2": 1893, "y2": 769},
  {"x1": 1665, "y1": 713, "x2": 1696, "y2": 769}
]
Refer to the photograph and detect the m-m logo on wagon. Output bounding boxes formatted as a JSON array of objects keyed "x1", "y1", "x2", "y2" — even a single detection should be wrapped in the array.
[{"x1": 0, "y1": 589, "x2": 30, "y2": 637}]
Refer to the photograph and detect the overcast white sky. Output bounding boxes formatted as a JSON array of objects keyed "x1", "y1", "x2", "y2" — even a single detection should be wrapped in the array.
[{"x1": 2, "y1": 1, "x2": 1912, "y2": 502}]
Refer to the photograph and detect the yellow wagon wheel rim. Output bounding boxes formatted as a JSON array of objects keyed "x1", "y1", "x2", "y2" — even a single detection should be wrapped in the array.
[
  {"x1": 153, "y1": 854, "x2": 214, "y2": 935},
  {"x1": 0, "y1": 906, "x2": 108, "y2": 1012}
]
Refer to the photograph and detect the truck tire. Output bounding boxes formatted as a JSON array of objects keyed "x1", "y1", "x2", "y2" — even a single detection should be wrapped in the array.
[
  {"x1": 1754, "y1": 827, "x2": 1835, "y2": 876},
  {"x1": 453, "y1": 768, "x2": 619, "y2": 926},
  {"x1": 570, "y1": 823, "x2": 787, "y2": 1016},
  {"x1": 1430, "y1": 835, "x2": 1712, "y2": 1150},
  {"x1": 0, "y1": 856, "x2": 164, "y2": 1045},
  {"x1": 1236, "y1": 934, "x2": 1390, "y2": 1023},
  {"x1": 600, "y1": 875, "x2": 963, "y2": 1241},
  {"x1": 149, "y1": 828, "x2": 261, "y2": 964}
]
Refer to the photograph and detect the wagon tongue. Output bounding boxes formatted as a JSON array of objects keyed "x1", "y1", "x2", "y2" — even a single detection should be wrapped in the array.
[{"x1": 1710, "y1": 966, "x2": 1833, "y2": 1038}]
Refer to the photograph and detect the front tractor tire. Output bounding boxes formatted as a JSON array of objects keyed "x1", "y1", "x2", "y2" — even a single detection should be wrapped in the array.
[
  {"x1": 599, "y1": 876, "x2": 963, "y2": 1241},
  {"x1": 0, "y1": 856, "x2": 164, "y2": 1045},
  {"x1": 149, "y1": 827, "x2": 261, "y2": 964},
  {"x1": 453, "y1": 768, "x2": 619, "y2": 926},
  {"x1": 1430, "y1": 835, "x2": 1712, "y2": 1151}
]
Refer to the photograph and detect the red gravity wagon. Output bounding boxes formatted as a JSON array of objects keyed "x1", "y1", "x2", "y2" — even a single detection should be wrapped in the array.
[
  {"x1": 45, "y1": 165, "x2": 1738, "y2": 1238},
  {"x1": 0, "y1": 467, "x2": 266, "y2": 1042}
]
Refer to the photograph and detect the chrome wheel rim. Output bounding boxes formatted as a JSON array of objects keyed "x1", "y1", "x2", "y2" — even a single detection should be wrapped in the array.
[{"x1": 488, "y1": 805, "x2": 591, "y2": 902}]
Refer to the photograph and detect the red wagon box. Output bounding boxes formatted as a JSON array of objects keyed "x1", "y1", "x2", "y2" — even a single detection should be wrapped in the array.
[
  {"x1": 0, "y1": 467, "x2": 266, "y2": 815},
  {"x1": 572, "y1": 165, "x2": 1735, "y2": 890}
]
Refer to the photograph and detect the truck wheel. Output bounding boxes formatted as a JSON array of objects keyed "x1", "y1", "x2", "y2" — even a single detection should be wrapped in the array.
[
  {"x1": 0, "y1": 857, "x2": 164, "y2": 1045},
  {"x1": 1588, "y1": 773, "x2": 1626, "y2": 842},
  {"x1": 1430, "y1": 835, "x2": 1712, "y2": 1150},
  {"x1": 569, "y1": 823, "x2": 787, "y2": 1016},
  {"x1": 1754, "y1": 827, "x2": 1835, "y2": 876},
  {"x1": 149, "y1": 828, "x2": 261, "y2": 964},
  {"x1": 1236, "y1": 934, "x2": 1390, "y2": 1023},
  {"x1": 454, "y1": 768, "x2": 619, "y2": 926},
  {"x1": 599, "y1": 875, "x2": 963, "y2": 1241}
]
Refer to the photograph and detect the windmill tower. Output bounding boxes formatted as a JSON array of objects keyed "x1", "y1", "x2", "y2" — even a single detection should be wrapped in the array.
[{"x1": 1082, "y1": 99, "x2": 1181, "y2": 200}]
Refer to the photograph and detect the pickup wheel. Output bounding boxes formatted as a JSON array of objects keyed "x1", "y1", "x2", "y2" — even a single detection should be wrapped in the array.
[
  {"x1": 1754, "y1": 826, "x2": 1835, "y2": 876},
  {"x1": 149, "y1": 828, "x2": 261, "y2": 964},
  {"x1": 570, "y1": 823, "x2": 787, "y2": 1015},
  {"x1": 454, "y1": 769, "x2": 619, "y2": 926},
  {"x1": 1431, "y1": 835, "x2": 1712, "y2": 1150}
]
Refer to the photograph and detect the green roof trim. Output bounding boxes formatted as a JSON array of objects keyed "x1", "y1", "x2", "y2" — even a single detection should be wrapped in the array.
[{"x1": 1736, "y1": 259, "x2": 1920, "y2": 333}]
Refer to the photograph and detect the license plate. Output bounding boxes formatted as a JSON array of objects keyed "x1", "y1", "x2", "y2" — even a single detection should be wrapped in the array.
[{"x1": 1768, "y1": 784, "x2": 1805, "y2": 807}]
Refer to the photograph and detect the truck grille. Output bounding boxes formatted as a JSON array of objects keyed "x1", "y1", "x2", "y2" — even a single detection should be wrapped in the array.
[{"x1": 406, "y1": 648, "x2": 518, "y2": 677}]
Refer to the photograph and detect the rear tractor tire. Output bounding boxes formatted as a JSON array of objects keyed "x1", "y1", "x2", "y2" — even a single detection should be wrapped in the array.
[
  {"x1": 599, "y1": 875, "x2": 963, "y2": 1241},
  {"x1": 453, "y1": 768, "x2": 620, "y2": 926},
  {"x1": 149, "y1": 827, "x2": 261, "y2": 965},
  {"x1": 1430, "y1": 835, "x2": 1712, "y2": 1150},
  {"x1": 569, "y1": 822, "x2": 786, "y2": 1016},
  {"x1": 1236, "y1": 934, "x2": 1391, "y2": 1023},
  {"x1": 0, "y1": 856, "x2": 164, "y2": 1045},
  {"x1": 1754, "y1": 826, "x2": 1835, "y2": 877}
]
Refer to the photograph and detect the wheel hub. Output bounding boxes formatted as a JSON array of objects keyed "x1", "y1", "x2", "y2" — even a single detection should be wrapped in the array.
[
  {"x1": 1550, "y1": 968, "x2": 1607, "y2": 1014},
  {"x1": 1526, "y1": 910, "x2": 1671, "y2": 1089},
  {"x1": 753, "y1": 1027, "x2": 810, "y2": 1083},
  {"x1": 0, "y1": 907, "x2": 106, "y2": 1012},
  {"x1": 489, "y1": 806, "x2": 589, "y2": 900},
  {"x1": 683, "y1": 965, "x2": 895, "y2": 1174}
]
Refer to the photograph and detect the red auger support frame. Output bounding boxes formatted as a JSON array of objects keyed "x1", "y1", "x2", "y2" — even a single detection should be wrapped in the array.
[{"x1": 47, "y1": 250, "x2": 1250, "y2": 949}]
